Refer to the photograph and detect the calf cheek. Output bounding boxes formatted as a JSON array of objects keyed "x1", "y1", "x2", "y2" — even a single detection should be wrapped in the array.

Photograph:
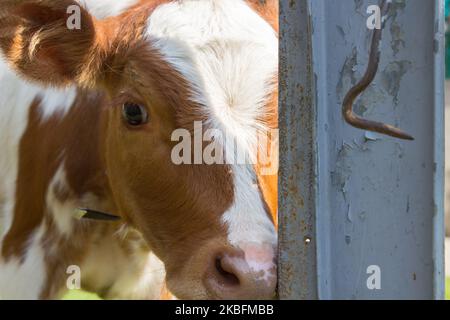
[{"x1": 164, "y1": 237, "x2": 228, "y2": 299}]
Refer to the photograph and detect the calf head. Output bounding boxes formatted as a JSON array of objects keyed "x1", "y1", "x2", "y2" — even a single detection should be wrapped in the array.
[{"x1": 0, "y1": 0, "x2": 278, "y2": 299}]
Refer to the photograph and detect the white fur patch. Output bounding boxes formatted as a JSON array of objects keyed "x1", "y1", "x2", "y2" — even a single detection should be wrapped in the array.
[
  {"x1": 147, "y1": 0, "x2": 277, "y2": 145},
  {"x1": 0, "y1": 225, "x2": 47, "y2": 299},
  {"x1": 0, "y1": 56, "x2": 40, "y2": 240},
  {"x1": 38, "y1": 88, "x2": 77, "y2": 122},
  {"x1": 45, "y1": 165, "x2": 75, "y2": 237},
  {"x1": 81, "y1": 232, "x2": 166, "y2": 299},
  {"x1": 223, "y1": 165, "x2": 276, "y2": 247},
  {"x1": 78, "y1": 0, "x2": 138, "y2": 19}
]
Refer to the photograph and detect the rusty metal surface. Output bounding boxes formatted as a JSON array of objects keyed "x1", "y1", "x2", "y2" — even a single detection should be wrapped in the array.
[{"x1": 279, "y1": 0, "x2": 318, "y2": 300}]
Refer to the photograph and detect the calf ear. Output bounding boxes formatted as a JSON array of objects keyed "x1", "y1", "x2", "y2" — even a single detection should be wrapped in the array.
[{"x1": 0, "y1": 0, "x2": 103, "y2": 87}]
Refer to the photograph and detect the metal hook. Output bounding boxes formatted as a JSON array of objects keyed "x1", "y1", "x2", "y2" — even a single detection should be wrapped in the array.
[{"x1": 342, "y1": 0, "x2": 414, "y2": 141}]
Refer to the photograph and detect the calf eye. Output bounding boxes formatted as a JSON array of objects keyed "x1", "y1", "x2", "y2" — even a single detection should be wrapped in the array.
[{"x1": 122, "y1": 102, "x2": 148, "y2": 126}]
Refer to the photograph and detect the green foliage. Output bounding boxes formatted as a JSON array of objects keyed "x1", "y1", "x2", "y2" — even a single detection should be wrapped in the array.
[{"x1": 62, "y1": 290, "x2": 101, "y2": 300}]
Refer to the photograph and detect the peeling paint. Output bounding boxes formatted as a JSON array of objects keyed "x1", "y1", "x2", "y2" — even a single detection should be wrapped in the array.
[
  {"x1": 434, "y1": 39, "x2": 440, "y2": 54},
  {"x1": 381, "y1": 60, "x2": 411, "y2": 104},
  {"x1": 394, "y1": 143, "x2": 405, "y2": 158},
  {"x1": 345, "y1": 235, "x2": 352, "y2": 245},
  {"x1": 331, "y1": 144, "x2": 353, "y2": 201},
  {"x1": 337, "y1": 47, "x2": 358, "y2": 101},
  {"x1": 390, "y1": 20, "x2": 405, "y2": 56},
  {"x1": 388, "y1": 0, "x2": 407, "y2": 14},
  {"x1": 406, "y1": 195, "x2": 410, "y2": 213},
  {"x1": 289, "y1": 0, "x2": 296, "y2": 9},
  {"x1": 336, "y1": 25, "x2": 346, "y2": 42},
  {"x1": 359, "y1": 211, "x2": 367, "y2": 221},
  {"x1": 346, "y1": 205, "x2": 353, "y2": 223},
  {"x1": 364, "y1": 131, "x2": 380, "y2": 142},
  {"x1": 354, "y1": 0, "x2": 364, "y2": 15},
  {"x1": 387, "y1": 1, "x2": 407, "y2": 56},
  {"x1": 354, "y1": 87, "x2": 387, "y2": 117}
]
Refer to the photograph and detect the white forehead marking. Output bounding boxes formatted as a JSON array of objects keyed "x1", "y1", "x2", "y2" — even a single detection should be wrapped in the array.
[
  {"x1": 146, "y1": 0, "x2": 278, "y2": 246},
  {"x1": 146, "y1": 0, "x2": 278, "y2": 149},
  {"x1": 78, "y1": 0, "x2": 138, "y2": 19},
  {"x1": 223, "y1": 164, "x2": 276, "y2": 246}
]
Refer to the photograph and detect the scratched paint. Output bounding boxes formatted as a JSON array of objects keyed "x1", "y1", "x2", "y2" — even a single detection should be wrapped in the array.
[
  {"x1": 387, "y1": 0, "x2": 407, "y2": 55},
  {"x1": 381, "y1": 60, "x2": 412, "y2": 105}
]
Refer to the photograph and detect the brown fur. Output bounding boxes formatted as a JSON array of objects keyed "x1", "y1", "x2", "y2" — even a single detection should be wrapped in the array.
[
  {"x1": 0, "y1": 0, "x2": 278, "y2": 299},
  {"x1": 246, "y1": 0, "x2": 279, "y2": 32}
]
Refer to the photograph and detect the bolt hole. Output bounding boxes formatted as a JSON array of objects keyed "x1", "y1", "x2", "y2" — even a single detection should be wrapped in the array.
[{"x1": 304, "y1": 236, "x2": 312, "y2": 245}]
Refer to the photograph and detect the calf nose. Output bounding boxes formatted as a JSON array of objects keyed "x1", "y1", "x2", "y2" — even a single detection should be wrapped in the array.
[{"x1": 205, "y1": 243, "x2": 277, "y2": 299}]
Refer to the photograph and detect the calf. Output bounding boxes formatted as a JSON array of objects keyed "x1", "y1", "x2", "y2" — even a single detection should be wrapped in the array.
[{"x1": 0, "y1": 0, "x2": 278, "y2": 299}]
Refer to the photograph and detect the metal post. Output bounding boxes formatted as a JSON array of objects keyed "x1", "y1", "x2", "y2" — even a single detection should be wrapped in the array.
[{"x1": 279, "y1": 0, "x2": 318, "y2": 300}]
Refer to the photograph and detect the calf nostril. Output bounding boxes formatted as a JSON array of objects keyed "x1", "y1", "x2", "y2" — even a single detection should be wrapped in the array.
[
  {"x1": 214, "y1": 256, "x2": 240, "y2": 287},
  {"x1": 206, "y1": 248, "x2": 277, "y2": 299}
]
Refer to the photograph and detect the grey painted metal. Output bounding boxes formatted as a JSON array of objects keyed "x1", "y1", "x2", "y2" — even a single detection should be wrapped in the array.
[
  {"x1": 432, "y1": 0, "x2": 445, "y2": 300},
  {"x1": 279, "y1": 0, "x2": 445, "y2": 299},
  {"x1": 279, "y1": 0, "x2": 318, "y2": 300}
]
